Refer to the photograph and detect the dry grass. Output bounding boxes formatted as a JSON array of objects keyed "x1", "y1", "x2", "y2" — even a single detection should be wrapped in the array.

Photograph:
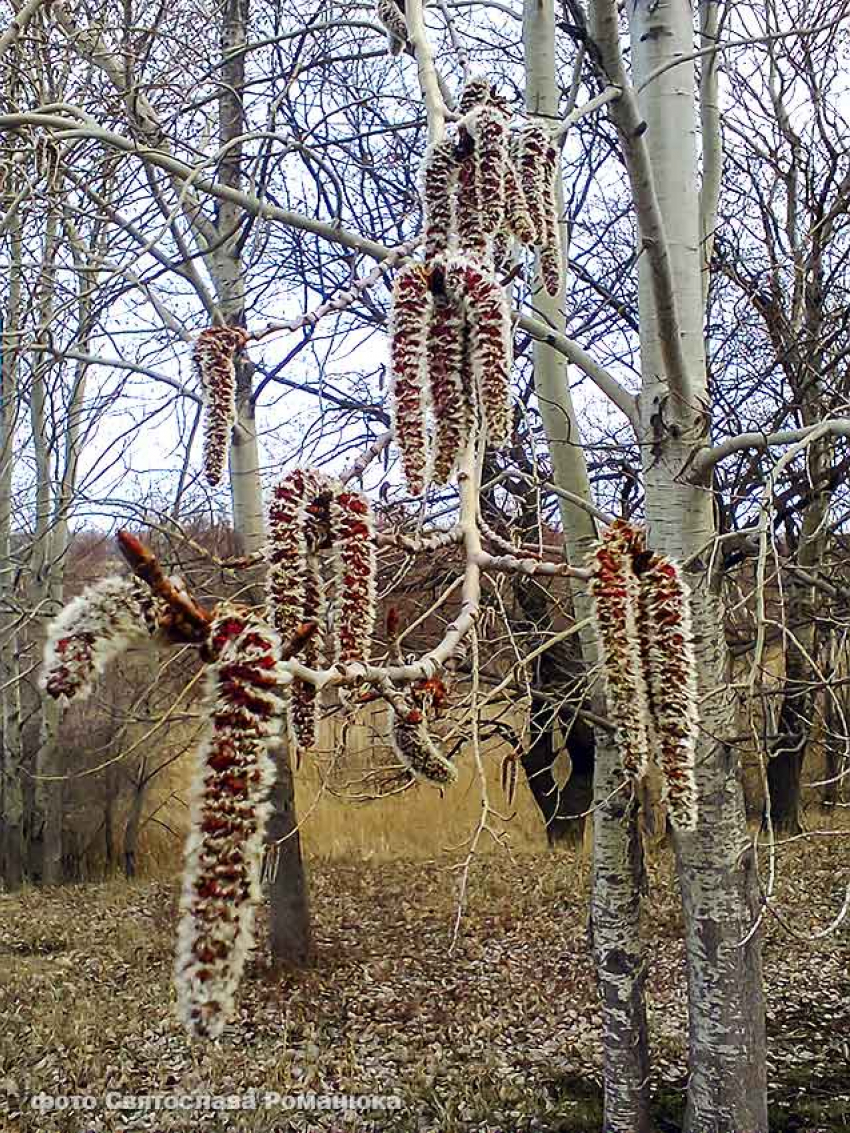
[
  {"x1": 1, "y1": 825, "x2": 850, "y2": 1132},
  {"x1": 133, "y1": 702, "x2": 550, "y2": 873}
]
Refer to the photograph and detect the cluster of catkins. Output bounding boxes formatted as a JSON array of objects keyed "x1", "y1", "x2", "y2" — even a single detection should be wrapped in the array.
[
  {"x1": 40, "y1": 576, "x2": 164, "y2": 702},
  {"x1": 390, "y1": 257, "x2": 512, "y2": 492},
  {"x1": 193, "y1": 326, "x2": 249, "y2": 487},
  {"x1": 389, "y1": 78, "x2": 562, "y2": 493},
  {"x1": 422, "y1": 77, "x2": 562, "y2": 291},
  {"x1": 590, "y1": 520, "x2": 699, "y2": 832},
  {"x1": 266, "y1": 468, "x2": 377, "y2": 750},
  {"x1": 175, "y1": 609, "x2": 286, "y2": 1039}
]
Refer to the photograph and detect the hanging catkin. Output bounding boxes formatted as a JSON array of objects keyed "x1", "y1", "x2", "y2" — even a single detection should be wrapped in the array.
[
  {"x1": 267, "y1": 469, "x2": 324, "y2": 749},
  {"x1": 193, "y1": 326, "x2": 249, "y2": 486},
  {"x1": 590, "y1": 521, "x2": 652, "y2": 780},
  {"x1": 174, "y1": 610, "x2": 285, "y2": 1039},
  {"x1": 445, "y1": 257, "x2": 513, "y2": 446},
  {"x1": 635, "y1": 553, "x2": 699, "y2": 831},
  {"x1": 421, "y1": 139, "x2": 460, "y2": 259},
  {"x1": 538, "y1": 134, "x2": 563, "y2": 298},
  {"x1": 41, "y1": 576, "x2": 161, "y2": 703},
  {"x1": 330, "y1": 487, "x2": 377, "y2": 668},
  {"x1": 389, "y1": 263, "x2": 432, "y2": 494},
  {"x1": 425, "y1": 278, "x2": 474, "y2": 482},
  {"x1": 456, "y1": 105, "x2": 510, "y2": 261},
  {"x1": 374, "y1": 0, "x2": 408, "y2": 55},
  {"x1": 388, "y1": 700, "x2": 458, "y2": 785}
]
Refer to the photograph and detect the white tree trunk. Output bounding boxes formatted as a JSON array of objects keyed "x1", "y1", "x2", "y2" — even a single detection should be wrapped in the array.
[
  {"x1": 523, "y1": 5, "x2": 650, "y2": 1126},
  {"x1": 626, "y1": 3, "x2": 767, "y2": 1129},
  {"x1": 212, "y1": 0, "x2": 313, "y2": 967},
  {"x1": 0, "y1": 204, "x2": 25, "y2": 888}
]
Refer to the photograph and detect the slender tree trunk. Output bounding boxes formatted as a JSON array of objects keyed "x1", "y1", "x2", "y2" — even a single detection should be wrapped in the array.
[
  {"x1": 0, "y1": 204, "x2": 25, "y2": 890},
  {"x1": 624, "y1": 3, "x2": 768, "y2": 1129},
  {"x1": 211, "y1": 0, "x2": 312, "y2": 967},
  {"x1": 123, "y1": 768, "x2": 146, "y2": 880},
  {"x1": 523, "y1": 2, "x2": 650, "y2": 1127}
]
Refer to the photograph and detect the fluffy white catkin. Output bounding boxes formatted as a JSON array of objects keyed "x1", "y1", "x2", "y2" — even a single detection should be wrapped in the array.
[
  {"x1": 41, "y1": 576, "x2": 160, "y2": 702},
  {"x1": 174, "y1": 611, "x2": 286, "y2": 1039}
]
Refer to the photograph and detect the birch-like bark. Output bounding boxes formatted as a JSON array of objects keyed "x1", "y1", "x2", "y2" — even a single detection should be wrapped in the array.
[
  {"x1": 0, "y1": 201, "x2": 25, "y2": 889},
  {"x1": 28, "y1": 208, "x2": 64, "y2": 885},
  {"x1": 210, "y1": 0, "x2": 312, "y2": 966},
  {"x1": 523, "y1": 3, "x2": 649, "y2": 1126},
  {"x1": 611, "y1": 2, "x2": 768, "y2": 1128}
]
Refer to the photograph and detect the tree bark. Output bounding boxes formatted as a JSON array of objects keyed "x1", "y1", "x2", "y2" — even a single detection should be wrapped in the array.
[
  {"x1": 211, "y1": 0, "x2": 313, "y2": 967},
  {"x1": 620, "y1": 2, "x2": 768, "y2": 1128},
  {"x1": 524, "y1": 2, "x2": 650, "y2": 1128},
  {"x1": 0, "y1": 201, "x2": 25, "y2": 890}
]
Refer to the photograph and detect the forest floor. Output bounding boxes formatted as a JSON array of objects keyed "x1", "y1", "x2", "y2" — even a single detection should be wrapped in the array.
[{"x1": 1, "y1": 834, "x2": 849, "y2": 1132}]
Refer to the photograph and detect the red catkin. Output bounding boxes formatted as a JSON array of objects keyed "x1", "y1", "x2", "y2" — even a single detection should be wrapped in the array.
[
  {"x1": 590, "y1": 521, "x2": 652, "y2": 780},
  {"x1": 193, "y1": 326, "x2": 249, "y2": 487},
  {"x1": 445, "y1": 256, "x2": 513, "y2": 446},
  {"x1": 389, "y1": 263, "x2": 432, "y2": 494},
  {"x1": 425, "y1": 282, "x2": 474, "y2": 482},
  {"x1": 41, "y1": 576, "x2": 162, "y2": 703},
  {"x1": 636, "y1": 553, "x2": 699, "y2": 831},
  {"x1": 174, "y1": 610, "x2": 286, "y2": 1039}
]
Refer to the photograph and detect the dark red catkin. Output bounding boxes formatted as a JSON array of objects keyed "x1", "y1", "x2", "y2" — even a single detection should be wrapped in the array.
[
  {"x1": 193, "y1": 326, "x2": 249, "y2": 486},
  {"x1": 421, "y1": 139, "x2": 461, "y2": 260},
  {"x1": 330, "y1": 487, "x2": 377, "y2": 668},
  {"x1": 174, "y1": 610, "x2": 286, "y2": 1039},
  {"x1": 267, "y1": 469, "x2": 325, "y2": 749},
  {"x1": 635, "y1": 553, "x2": 699, "y2": 831},
  {"x1": 445, "y1": 257, "x2": 513, "y2": 446},
  {"x1": 425, "y1": 266, "x2": 474, "y2": 482},
  {"x1": 389, "y1": 263, "x2": 432, "y2": 493}
]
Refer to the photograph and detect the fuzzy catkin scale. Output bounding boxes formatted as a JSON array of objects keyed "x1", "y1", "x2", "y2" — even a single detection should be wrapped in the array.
[
  {"x1": 389, "y1": 264, "x2": 432, "y2": 494},
  {"x1": 426, "y1": 294, "x2": 474, "y2": 482},
  {"x1": 193, "y1": 327, "x2": 248, "y2": 487},
  {"x1": 331, "y1": 488, "x2": 377, "y2": 668},
  {"x1": 503, "y1": 156, "x2": 536, "y2": 246},
  {"x1": 590, "y1": 522, "x2": 652, "y2": 780},
  {"x1": 539, "y1": 137, "x2": 563, "y2": 298},
  {"x1": 267, "y1": 470, "x2": 319, "y2": 749},
  {"x1": 446, "y1": 257, "x2": 513, "y2": 446},
  {"x1": 374, "y1": 0, "x2": 407, "y2": 54},
  {"x1": 422, "y1": 140, "x2": 460, "y2": 260},
  {"x1": 637, "y1": 556, "x2": 699, "y2": 831},
  {"x1": 41, "y1": 576, "x2": 161, "y2": 703},
  {"x1": 389, "y1": 702, "x2": 457, "y2": 785},
  {"x1": 174, "y1": 611, "x2": 286, "y2": 1040}
]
